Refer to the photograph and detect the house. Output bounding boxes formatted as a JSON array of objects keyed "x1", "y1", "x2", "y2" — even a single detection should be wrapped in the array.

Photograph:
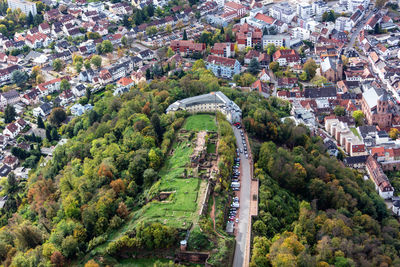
[
  {"x1": 244, "y1": 50, "x2": 260, "y2": 65},
  {"x1": 59, "y1": 89, "x2": 74, "y2": 106},
  {"x1": 139, "y1": 49, "x2": 154, "y2": 60},
  {"x1": 70, "y1": 103, "x2": 93, "y2": 116},
  {"x1": 211, "y1": 43, "x2": 235, "y2": 58},
  {"x1": 252, "y1": 80, "x2": 270, "y2": 97},
  {"x1": 0, "y1": 135, "x2": 8, "y2": 150},
  {"x1": 3, "y1": 123, "x2": 20, "y2": 139},
  {"x1": 33, "y1": 103, "x2": 52, "y2": 117},
  {"x1": 0, "y1": 90, "x2": 20, "y2": 109},
  {"x1": 170, "y1": 40, "x2": 206, "y2": 57},
  {"x1": 273, "y1": 49, "x2": 300, "y2": 66},
  {"x1": 25, "y1": 33, "x2": 51, "y2": 49},
  {"x1": 39, "y1": 22, "x2": 50, "y2": 34},
  {"x1": 36, "y1": 78, "x2": 64, "y2": 96},
  {"x1": 0, "y1": 65, "x2": 19, "y2": 85},
  {"x1": 305, "y1": 86, "x2": 337, "y2": 99},
  {"x1": 224, "y1": 2, "x2": 247, "y2": 18},
  {"x1": 3, "y1": 155, "x2": 19, "y2": 169},
  {"x1": 366, "y1": 155, "x2": 394, "y2": 199},
  {"x1": 255, "y1": 52, "x2": 269, "y2": 67},
  {"x1": 343, "y1": 155, "x2": 368, "y2": 169},
  {"x1": 21, "y1": 89, "x2": 40, "y2": 105},
  {"x1": 16, "y1": 118, "x2": 27, "y2": 130},
  {"x1": 277, "y1": 77, "x2": 298, "y2": 89},
  {"x1": 115, "y1": 77, "x2": 134, "y2": 95},
  {"x1": 72, "y1": 84, "x2": 86, "y2": 97},
  {"x1": 206, "y1": 55, "x2": 241, "y2": 79},
  {"x1": 259, "y1": 69, "x2": 270, "y2": 82}
]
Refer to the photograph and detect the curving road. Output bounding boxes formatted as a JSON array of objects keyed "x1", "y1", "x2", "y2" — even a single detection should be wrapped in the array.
[{"x1": 232, "y1": 126, "x2": 252, "y2": 267}]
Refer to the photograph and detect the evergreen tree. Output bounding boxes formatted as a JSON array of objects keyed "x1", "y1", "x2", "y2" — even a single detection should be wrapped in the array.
[
  {"x1": 248, "y1": 58, "x2": 261, "y2": 75},
  {"x1": 4, "y1": 105, "x2": 16, "y2": 123},
  {"x1": 27, "y1": 12, "x2": 34, "y2": 26},
  {"x1": 183, "y1": 29, "x2": 188, "y2": 40},
  {"x1": 146, "y1": 68, "x2": 151, "y2": 80},
  {"x1": 37, "y1": 116, "x2": 45, "y2": 129}
]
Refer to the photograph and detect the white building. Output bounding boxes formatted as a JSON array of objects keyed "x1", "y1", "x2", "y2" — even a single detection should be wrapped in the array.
[
  {"x1": 292, "y1": 27, "x2": 310, "y2": 40},
  {"x1": 269, "y1": 3, "x2": 296, "y2": 24},
  {"x1": 335, "y1": 17, "x2": 352, "y2": 32},
  {"x1": 340, "y1": 0, "x2": 370, "y2": 13},
  {"x1": 312, "y1": 0, "x2": 328, "y2": 21},
  {"x1": 166, "y1": 91, "x2": 242, "y2": 124},
  {"x1": 297, "y1": 3, "x2": 313, "y2": 19},
  {"x1": 87, "y1": 2, "x2": 104, "y2": 12},
  {"x1": 262, "y1": 34, "x2": 286, "y2": 48},
  {"x1": 7, "y1": 0, "x2": 37, "y2": 16}
]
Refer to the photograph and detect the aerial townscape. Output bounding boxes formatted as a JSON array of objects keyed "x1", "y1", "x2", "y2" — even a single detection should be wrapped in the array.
[{"x1": 2, "y1": 0, "x2": 400, "y2": 265}]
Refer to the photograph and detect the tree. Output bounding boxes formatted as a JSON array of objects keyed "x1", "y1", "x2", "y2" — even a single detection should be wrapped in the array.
[
  {"x1": 6, "y1": 173, "x2": 18, "y2": 194},
  {"x1": 60, "y1": 79, "x2": 70, "y2": 91},
  {"x1": 322, "y1": 10, "x2": 336, "y2": 22},
  {"x1": 101, "y1": 40, "x2": 113, "y2": 54},
  {"x1": 303, "y1": 59, "x2": 318, "y2": 79},
  {"x1": 37, "y1": 116, "x2": 45, "y2": 128},
  {"x1": 248, "y1": 58, "x2": 261, "y2": 75},
  {"x1": 269, "y1": 61, "x2": 279, "y2": 72},
  {"x1": 91, "y1": 55, "x2": 102, "y2": 69},
  {"x1": 121, "y1": 36, "x2": 128, "y2": 47},
  {"x1": 352, "y1": 110, "x2": 365, "y2": 126},
  {"x1": 75, "y1": 61, "x2": 83, "y2": 73},
  {"x1": 334, "y1": 106, "x2": 346, "y2": 116},
  {"x1": 4, "y1": 105, "x2": 16, "y2": 123},
  {"x1": 183, "y1": 29, "x2": 187, "y2": 40},
  {"x1": 389, "y1": 128, "x2": 400, "y2": 140},
  {"x1": 311, "y1": 75, "x2": 327, "y2": 86},
  {"x1": 11, "y1": 70, "x2": 28, "y2": 86},
  {"x1": 146, "y1": 68, "x2": 152, "y2": 80},
  {"x1": 167, "y1": 47, "x2": 174, "y2": 58},
  {"x1": 84, "y1": 59, "x2": 91, "y2": 70},
  {"x1": 266, "y1": 43, "x2": 277, "y2": 56},
  {"x1": 52, "y1": 59, "x2": 64, "y2": 72},
  {"x1": 49, "y1": 107, "x2": 67, "y2": 126},
  {"x1": 27, "y1": 12, "x2": 33, "y2": 26},
  {"x1": 85, "y1": 260, "x2": 99, "y2": 267},
  {"x1": 376, "y1": 0, "x2": 388, "y2": 8}
]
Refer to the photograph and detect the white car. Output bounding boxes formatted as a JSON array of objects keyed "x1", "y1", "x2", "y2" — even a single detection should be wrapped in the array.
[{"x1": 235, "y1": 218, "x2": 239, "y2": 223}]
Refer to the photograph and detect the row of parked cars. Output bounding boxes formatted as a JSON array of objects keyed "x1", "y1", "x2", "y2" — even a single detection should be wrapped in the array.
[{"x1": 229, "y1": 157, "x2": 241, "y2": 223}]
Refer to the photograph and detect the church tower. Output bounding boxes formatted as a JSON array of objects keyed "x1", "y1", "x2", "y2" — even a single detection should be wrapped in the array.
[{"x1": 336, "y1": 57, "x2": 343, "y2": 81}]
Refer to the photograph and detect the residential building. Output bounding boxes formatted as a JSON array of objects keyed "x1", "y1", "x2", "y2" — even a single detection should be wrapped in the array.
[
  {"x1": 170, "y1": 40, "x2": 206, "y2": 57},
  {"x1": 224, "y1": 2, "x2": 247, "y2": 18},
  {"x1": 7, "y1": 0, "x2": 37, "y2": 16},
  {"x1": 269, "y1": 2, "x2": 295, "y2": 24},
  {"x1": 273, "y1": 49, "x2": 300, "y2": 66},
  {"x1": 211, "y1": 43, "x2": 235, "y2": 58},
  {"x1": 366, "y1": 155, "x2": 394, "y2": 199},
  {"x1": 206, "y1": 55, "x2": 241, "y2": 79},
  {"x1": 0, "y1": 90, "x2": 20, "y2": 109}
]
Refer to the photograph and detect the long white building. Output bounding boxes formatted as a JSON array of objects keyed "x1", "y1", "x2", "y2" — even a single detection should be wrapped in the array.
[
  {"x1": 166, "y1": 91, "x2": 242, "y2": 123},
  {"x1": 7, "y1": 0, "x2": 37, "y2": 16}
]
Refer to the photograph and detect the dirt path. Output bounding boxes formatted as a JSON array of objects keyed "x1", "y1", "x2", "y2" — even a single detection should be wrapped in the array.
[{"x1": 210, "y1": 195, "x2": 224, "y2": 238}]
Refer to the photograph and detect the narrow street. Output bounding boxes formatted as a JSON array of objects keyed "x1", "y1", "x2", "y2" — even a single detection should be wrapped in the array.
[
  {"x1": 346, "y1": 9, "x2": 375, "y2": 52},
  {"x1": 232, "y1": 126, "x2": 252, "y2": 267}
]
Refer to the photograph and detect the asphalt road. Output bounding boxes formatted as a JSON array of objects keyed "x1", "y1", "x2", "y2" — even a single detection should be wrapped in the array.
[
  {"x1": 232, "y1": 126, "x2": 251, "y2": 267},
  {"x1": 346, "y1": 10, "x2": 374, "y2": 52}
]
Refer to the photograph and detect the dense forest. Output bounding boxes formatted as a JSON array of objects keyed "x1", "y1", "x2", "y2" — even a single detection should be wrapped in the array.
[{"x1": 250, "y1": 124, "x2": 400, "y2": 266}]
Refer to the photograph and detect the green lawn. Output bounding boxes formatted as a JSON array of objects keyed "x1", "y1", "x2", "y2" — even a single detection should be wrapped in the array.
[
  {"x1": 207, "y1": 143, "x2": 216, "y2": 154},
  {"x1": 132, "y1": 140, "x2": 201, "y2": 229},
  {"x1": 184, "y1": 114, "x2": 217, "y2": 132}
]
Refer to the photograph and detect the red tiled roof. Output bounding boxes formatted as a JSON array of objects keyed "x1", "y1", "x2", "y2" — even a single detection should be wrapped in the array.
[{"x1": 206, "y1": 55, "x2": 237, "y2": 67}]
